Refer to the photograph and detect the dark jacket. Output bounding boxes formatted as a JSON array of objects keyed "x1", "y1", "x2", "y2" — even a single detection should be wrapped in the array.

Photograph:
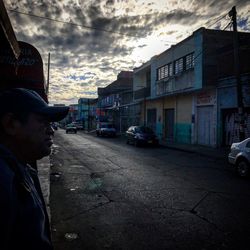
[{"x1": 0, "y1": 144, "x2": 53, "y2": 250}]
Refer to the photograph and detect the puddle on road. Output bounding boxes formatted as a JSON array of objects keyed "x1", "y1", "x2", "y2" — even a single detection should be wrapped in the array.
[
  {"x1": 87, "y1": 178, "x2": 103, "y2": 190},
  {"x1": 87, "y1": 172, "x2": 104, "y2": 190}
]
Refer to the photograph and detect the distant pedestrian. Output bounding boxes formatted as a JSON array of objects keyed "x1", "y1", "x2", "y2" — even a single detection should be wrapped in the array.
[{"x1": 0, "y1": 88, "x2": 69, "y2": 250}]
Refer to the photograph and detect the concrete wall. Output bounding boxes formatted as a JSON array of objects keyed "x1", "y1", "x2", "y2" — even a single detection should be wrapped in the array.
[
  {"x1": 175, "y1": 95, "x2": 192, "y2": 144},
  {"x1": 146, "y1": 95, "x2": 192, "y2": 144},
  {"x1": 217, "y1": 74, "x2": 250, "y2": 146}
]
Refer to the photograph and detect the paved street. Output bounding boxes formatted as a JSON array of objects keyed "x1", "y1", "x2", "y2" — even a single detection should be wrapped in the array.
[{"x1": 50, "y1": 129, "x2": 250, "y2": 250}]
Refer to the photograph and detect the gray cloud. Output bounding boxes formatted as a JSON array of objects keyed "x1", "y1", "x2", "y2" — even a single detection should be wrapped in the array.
[{"x1": 4, "y1": 0, "x2": 250, "y2": 104}]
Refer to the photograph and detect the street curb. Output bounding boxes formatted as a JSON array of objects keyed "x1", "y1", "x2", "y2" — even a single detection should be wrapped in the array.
[
  {"x1": 159, "y1": 142, "x2": 229, "y2": 161},
  {"x1": 37, "y1": 156, "x2": 51, "y2": 221},
  {"x1": 84, "y1": 131, "x2": 228, "y2": 161}
]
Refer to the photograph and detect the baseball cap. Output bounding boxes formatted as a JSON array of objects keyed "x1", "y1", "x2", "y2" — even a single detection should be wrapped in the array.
[{"x1": 0, "y1": 88, "x2": 69, "y2": 122}]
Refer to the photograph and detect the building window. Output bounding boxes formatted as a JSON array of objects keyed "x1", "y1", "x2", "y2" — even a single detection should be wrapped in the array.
[
  {"x1": 174, "y1": 57, "x2": 183, "y2": 75},
  {"x1": 169, "y1": 63, "x2": 173, "y2": 76},
  {"x1": 157, "y1": 53, "x2": 194, "y2": 80},
  {"x1": 157, "y1": 63, "x2": 173, "y2": 81},
  {"x1": 185, "y1": 53, "x2": 194, "y2": 70}
]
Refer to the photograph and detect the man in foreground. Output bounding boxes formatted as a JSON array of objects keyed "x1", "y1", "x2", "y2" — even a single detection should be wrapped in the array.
[{"x1": 0, "y1": 88, "x2": 69, "y2": 250}]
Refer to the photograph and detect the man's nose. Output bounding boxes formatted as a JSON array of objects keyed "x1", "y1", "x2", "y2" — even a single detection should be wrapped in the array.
[{"x1": 46, "y1": 125, "x2": 55, "y2": 135}]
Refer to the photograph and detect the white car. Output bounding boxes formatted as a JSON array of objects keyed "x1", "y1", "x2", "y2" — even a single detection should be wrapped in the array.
[
  {"x1": 65, "y1": 124, "x2": 77, "y2": 134},
  {"x1": 228, "y1": 138, "x2": 250, "y2": 177}
]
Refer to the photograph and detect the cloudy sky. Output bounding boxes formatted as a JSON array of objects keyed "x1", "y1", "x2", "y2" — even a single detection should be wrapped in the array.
[{"x1": 4, "y1": 0, "x2": 250, "y2": 105}]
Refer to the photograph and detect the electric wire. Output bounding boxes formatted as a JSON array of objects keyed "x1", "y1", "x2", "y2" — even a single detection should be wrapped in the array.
[
  {"x1": 7, "y1": 6, "x2": 234, "y2": 67},
  {"x1": 7, "y1": 8, "x2": 140, "y2": 38},
  {"x1": 7, "y1": 8, "x2": 230, "y2": 46},
  {"x1": 205, "y1": 12, "x2": 229, "y2": 29}
]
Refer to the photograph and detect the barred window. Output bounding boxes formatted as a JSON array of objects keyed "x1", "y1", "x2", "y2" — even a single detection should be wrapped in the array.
[
  {"x1": 157, "y1": 63, "x2": 172, "y2": 80},
  {"x1": 158, "y1": 69, "x2": 161, "y2": 80},
  {"x1": 174, "y1": 58, "x2": 183, "y2": 75},
  {"x1": 186, "y1": 53, "x2": 194, "y2": 70},
  {"x1": 169, "y1": 63, "x2": 173, "y2": 76}
]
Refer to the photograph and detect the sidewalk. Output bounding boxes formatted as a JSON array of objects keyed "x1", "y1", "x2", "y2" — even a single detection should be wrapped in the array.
[
  {"x1": 159, "y1": 139, "x2": 230, "y2": 161},
  {"x1": 37, "y1": 156, "x2": 51, "y2": 220}
]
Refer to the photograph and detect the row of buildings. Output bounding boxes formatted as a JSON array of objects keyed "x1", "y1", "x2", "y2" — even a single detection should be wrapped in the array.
[
  {"x1": 65, "y1": 27, "x2": 250, "y2": 148},
  {"x1": 1, "y1": 0, "x2": 249, "y2": 148}
]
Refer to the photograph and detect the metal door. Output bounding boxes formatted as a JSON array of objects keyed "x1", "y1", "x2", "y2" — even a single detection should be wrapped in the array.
[
  {"x1": 147, "y1": 108, "x2": 156, "y2": 131},
  {"x1": 197, "y1": 106, "x2": 213, "y2": 145},
  {"x1": 164, "y1": 109, "x2": 174, "y2": 141}
]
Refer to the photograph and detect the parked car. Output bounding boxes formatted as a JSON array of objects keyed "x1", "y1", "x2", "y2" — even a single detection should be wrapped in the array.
[
  {"x1": 73, "y1": 122, "x2": 84, "y2": 130},
  {"x1": 66, "y1": 124, "x2": 77, "y2": 134},
  {"x1": 96, "y1": 122, "x2": 116, "y2": 137},
  {"x1": 126, "y1": 126, "x2": 159, "y2": 147},
  {"x1": 51, "y1": 122, "x2": 58, "y2": 130},
  {"x1": 228, "y1": 138, "x2": 250, "y2": 177}
]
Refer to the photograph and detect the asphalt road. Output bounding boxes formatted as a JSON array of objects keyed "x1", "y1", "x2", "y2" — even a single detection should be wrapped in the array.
[{"x1": 50, "y1": 129, "x2": 250, "y2": 250}]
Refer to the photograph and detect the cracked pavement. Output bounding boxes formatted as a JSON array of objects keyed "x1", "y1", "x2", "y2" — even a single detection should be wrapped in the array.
[{"x1": 50, "y1": 129, "x2": 250, "y2": 250}]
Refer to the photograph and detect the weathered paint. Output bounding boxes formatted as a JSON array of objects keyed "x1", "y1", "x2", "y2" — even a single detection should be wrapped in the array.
[
  {"x1": 175, "y1": 123, "x2": 191, "y2": 144},
  {"x1": 145, "y1": 99, "x2": 163, "y2": 137},
  {"x1": 176, "y1": 95, "x2": 192, "y2": 123},
  {"x1": 217, "y1": 75, "x2": 250, "y2": 146},
  {"x1": 175, "y1": 95, "x2": 192, "y2": 143},
  {"x1": 195, "y1": 89, "x2": 217, "y2": 147}
]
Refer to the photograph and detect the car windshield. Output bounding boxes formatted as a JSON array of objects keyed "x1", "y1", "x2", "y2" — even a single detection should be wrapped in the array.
[
  {"x1": 101, "y1": 124, "x2": 115, "y2": 128},
  {"x1": 137, "y1": 126, "x2": 153, "y2": 133}
]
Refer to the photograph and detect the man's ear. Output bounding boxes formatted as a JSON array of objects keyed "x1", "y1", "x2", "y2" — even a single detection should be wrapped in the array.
[{"x1": 1, "y1": 113, "x2": 21, "y2": 136}]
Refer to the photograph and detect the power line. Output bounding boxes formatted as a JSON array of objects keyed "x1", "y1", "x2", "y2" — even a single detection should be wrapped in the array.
[
  {"x1": 7, "y1": 6, "x2": 235, "y2": 62},
  {"x1": 7, "y1": 8, "x2": 140, "y2": 38},
  {"x1": 205, "y1": 12, "x2": 229, "y2": 29},
  {"x1": 223, "y1": 21, "x2": 232, "y2": 31},
  {"x1": 8, "y1": 7, "x2": 232, "y2": 49}
]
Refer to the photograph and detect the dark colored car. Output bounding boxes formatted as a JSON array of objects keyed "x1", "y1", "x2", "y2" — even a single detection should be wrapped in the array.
[
  {"x1": 96, "y1": 123, "x2": 116, "y2": 137},
  {"x1": 126, "y1": 126, "x2": 159, "y2": 147},
  {"x1": 66, "y1": 124, "x2": 77, "y2": 134},
  {"x1": 51, "y1": 122, "x2": 58, "y2": 130}
]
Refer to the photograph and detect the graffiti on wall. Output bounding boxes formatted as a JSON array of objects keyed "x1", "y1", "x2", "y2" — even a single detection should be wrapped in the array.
[{"x1": 224, "y1": 111, "x2": 250, "y2": 145}]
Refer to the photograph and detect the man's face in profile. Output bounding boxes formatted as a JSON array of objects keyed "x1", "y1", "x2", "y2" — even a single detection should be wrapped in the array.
[{"x1": 16, "y1": 113, "x2": 54, "y2": 161}]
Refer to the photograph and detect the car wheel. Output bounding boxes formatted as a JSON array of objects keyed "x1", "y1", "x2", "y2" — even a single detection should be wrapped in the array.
[
  {"x1": 236, "y1": 159, "x2": 249, "y2": 177},
  {"x1": 66, "y1": 131, "x2": 68, "y2": 134},
  {"x1": 126, "y1": 139, "x2": 129, "y2": 144}
]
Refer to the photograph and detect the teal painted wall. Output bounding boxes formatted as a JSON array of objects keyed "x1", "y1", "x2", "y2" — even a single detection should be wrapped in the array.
[
  {"x1": 175, "y1": 123, "x2": 191, "y2": 144},
  {"x1": 156, "y1": 122, "x2": 163, "y2": 138}
]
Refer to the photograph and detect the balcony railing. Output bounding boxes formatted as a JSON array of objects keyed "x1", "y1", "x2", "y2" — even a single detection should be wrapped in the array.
[{"x1": 156, "y1": 69, "x2": 194, "y2": 95}]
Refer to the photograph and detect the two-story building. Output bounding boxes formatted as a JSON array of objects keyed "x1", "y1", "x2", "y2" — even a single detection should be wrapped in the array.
[
  {"x1": 97, "y1": 71, "x2": 133, "y2": 132},
  {"x1": 133, "y1": 27, "x2": 250, "y2": 147}
]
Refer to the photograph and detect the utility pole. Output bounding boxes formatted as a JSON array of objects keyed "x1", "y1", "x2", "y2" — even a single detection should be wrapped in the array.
[
  {"x1": 143, "y1": 88, "x2": 146, "y2": 127},
  {"x1": 229, "y1": 6, "x2": 245, "y2": 141},
  {"x1": 46, "y1": 53, "x2": 50, "y2": 99},
  {"x1": 87, "y1": 98, "x2": 90, "y2": 131}
]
